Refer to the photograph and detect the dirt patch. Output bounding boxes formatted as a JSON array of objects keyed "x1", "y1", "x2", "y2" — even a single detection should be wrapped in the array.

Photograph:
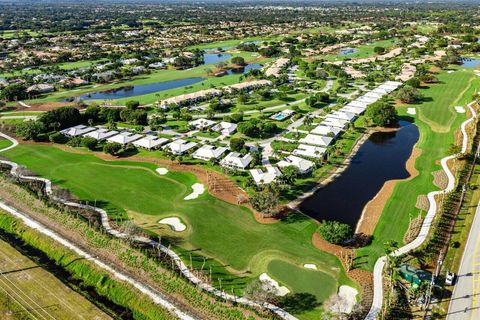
[
  {"x1": 415, "y1": 194, "x2": 430, "y2": 211},
  {"x1": 355, "y1": 147, "x2": 422, "y2": 235},
  {"x1": 432, "y1": 170, "x2": 448, "y2": 189},
  {"x1": 403, "y1": 216, "x2": 424, "y2": 244},
  {"x1": 18, "y1": 101, "x2": 73, "y2": 111}
]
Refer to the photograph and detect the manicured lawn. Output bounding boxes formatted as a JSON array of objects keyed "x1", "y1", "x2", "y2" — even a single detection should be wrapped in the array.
[
  {"x1": 0, "y1": 138, "x2": 13, "y2": 150},
  {"x1": 267, "y1": 259, "x2": 337, "y2": 302},
  {"x1": 1, "y1": 144, "x2": 355, "y2": 310},
  {"x1": 356, "y1": 69, "x2": 480, "y2": 270}
]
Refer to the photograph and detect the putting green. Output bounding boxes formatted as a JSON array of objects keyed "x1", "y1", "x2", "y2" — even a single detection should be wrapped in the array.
[
  {"x1": 267, "y1": 259, "x2": 337, "y2": 302},
  {"x1": 1, "y1": 144, "x2": 353, "y2": 306}
]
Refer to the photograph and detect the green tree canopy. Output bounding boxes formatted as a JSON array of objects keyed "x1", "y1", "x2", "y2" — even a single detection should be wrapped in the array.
[
  {"x1": 365, "y1": 100, "x2": 397, "y2": 126},
  {"x1": 318, "y1": 220, "x2": 353, "y2": 244}
]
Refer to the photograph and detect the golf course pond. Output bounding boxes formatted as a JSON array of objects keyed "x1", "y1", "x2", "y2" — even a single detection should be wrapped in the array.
[
  {"x1": 78, "y1": 77, "x2": 205, "y2": 100},
  {"x1": 77, "y1": 64, "x2": 262, "y2": 101},
  {"x1": 299, "y1": 120, "x2": 419, "y2": 229},
  {"x1": 461, "y1": 57, "x2": 480, "y2": 68}
]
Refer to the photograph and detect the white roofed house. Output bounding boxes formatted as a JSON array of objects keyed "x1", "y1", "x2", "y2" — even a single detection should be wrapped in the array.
[
  {"x1": 299, "y1": 134, "x2": 333, "y2": 147},
  {"x1": 321, "y1": 117, "x2": 349, "y2": 129},
  {"x1": 106, "y1": 132, "x2": 143, "y2": 145},
  {"x1": 133, "y1": 136, "x2": 169, "y2": 150},
  {"x1": 60, "y1": 125, "x2": 96, "y2": 137},
  {"x1": 163, "y1": 139, "x2": 198, "y2": 155},
  {"x1": 277, "y1": 155, "x2": 315, "y2": 175},
  {"x1": 83, "y1": 128, "x2": 119, "y2": 141},
  {"x1": 310, "y1": 125, "x2": 342, "y2": 138},
  {"x1": 220, "y1": 152, "x2": 253, "y2": 170},
  {"x1": 371, "y1": 87, "x2": 389, "y2": 96},
  {"x1": 249, "y1": 165, "x2": 282, "y2": 185},
  {"x1": 188, "y1": 118, "x2": 217, "y2": 130},
  {"x1": 327, "y1": 111, "x2": 356, "y2": 122},
  {"x1": 193, "y1": 145, "x2": 228, "y2": 161},
  {"x1": 212, "y1": 121, "x2": 237, "y2": 136},
  {"x1": 347, "y1": 100, "x2": 368, "y2": 110},
  {"x1": 293, "y1": 144, "x2": 326, "y2": 159},
  {"x1": 340, "y1": 105, "x2": 365, "y2": 115},
  {"x1": 357, "y1": 95, "x2": 379, "y2": 105},
  {"x1": 364, "y1": 91, "x2": 384, "y2": 100}
]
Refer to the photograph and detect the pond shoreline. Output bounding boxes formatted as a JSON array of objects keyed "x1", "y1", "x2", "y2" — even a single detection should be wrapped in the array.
[{"x1": 290, "y1": 121, "x2": 419, "y2": 235}]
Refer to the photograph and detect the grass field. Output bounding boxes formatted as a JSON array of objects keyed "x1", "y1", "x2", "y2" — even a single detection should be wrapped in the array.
[
  {"x1": 0, "y1": 144, "x2": 355, "y2": 315},
  {"x1": 0, "y1": 138, "x2": 13, "y2": 150},
  {"x1": 0, "y1": 237, "x2": 110, "y2": 319},
  {"x1": 356, "y1": 68, "x2": 480, "y2": 270}
]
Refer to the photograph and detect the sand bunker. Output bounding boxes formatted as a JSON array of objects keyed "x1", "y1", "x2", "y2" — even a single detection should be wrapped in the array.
[
  {"x1": 156, "y1": 168, "x2": 169, "y2": 175},
  {"x1": 329, "y1": 285, "x2": 358, "y2": 314},
  {"x1": 259, "y1": 273, "x2": 290, "y2": 296},
  {"x1": 407, "y1": 108, "x2": 416, "y2": 115},
  {"x1": 184, "y1": 183, "x2": 205, "y2": 200},
  {"x1": 455, "y1": 106, "x2": 466, "y2": 113},
  {"x1": 159, "y1": 217, "x2": 186, "y2": 232},
  {"x1": 303, "y1": 264, "x2": 317, "y2": 270}
]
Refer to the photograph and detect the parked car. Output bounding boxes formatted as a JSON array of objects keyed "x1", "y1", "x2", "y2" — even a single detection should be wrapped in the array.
[{"x1": 446, "y1": 272, "x2": 456, "y2": 286}]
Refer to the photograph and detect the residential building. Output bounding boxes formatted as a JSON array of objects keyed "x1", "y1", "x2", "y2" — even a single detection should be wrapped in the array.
[
  {"x1": 277, "y1": 155, "x2": 314, "y2": 174},
  {"x1": 193, "y1": 145, "x2": 228, "y2": 161},
  {"x1": 249, "y1": 165, "x2": 282, "y2": 185},
  {"x1": 212, "y1": 121, "x2": 237, "y2": 136},
  {"x1": 188, "y1": 118, "x2": 217, "y2": 130},
  {"x1": 107, "y1": 132, "x2": 143, "y2": 145},
  {"x1": 310, "y1": 125, "x2": 342, "y2": 138},
  {"x1": 220, "y1": 152, "x2": 253, "y2": 170},
  {"x1": 299, "y1": 134, "x2": 333, "y2": 147},
  {"x1": 133, "y1": 136, "x2": 169, "y2": 149},
  {"x1": 293, "y1": 144, "x2": 326, "y2": 159},
  {"x1": 163, "y1": 139, "x2": 197, "y2": 155},
  {"x1": 83, "y1": 128, "x2": 118, "y2": 141},
  {"x1": 60, "y1": 125, "x2": 96, "y2": 137}
]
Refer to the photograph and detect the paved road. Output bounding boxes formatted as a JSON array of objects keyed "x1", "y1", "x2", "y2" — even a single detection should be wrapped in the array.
[{"x1": 447, "y1": 197, "x2": 480, "y2": 320}]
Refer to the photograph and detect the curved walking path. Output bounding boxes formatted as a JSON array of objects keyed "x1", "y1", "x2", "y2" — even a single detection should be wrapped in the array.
[
  {"x1": 0, "y1": 132, "x2": 297, "y2": 320},
  {"x1": 366, "y1": 101, "x2": 477, "y2": 319}
]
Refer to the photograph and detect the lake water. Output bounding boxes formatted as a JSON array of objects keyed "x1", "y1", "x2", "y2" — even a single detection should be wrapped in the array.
[
  {"x1": 203, "y1": 53, "x2": 232, "y2": 65},
  {"x1": 77, "y1": 62, "x2": 262, "y2": 100},
  {"x1": 461, "y1": 58, "x2": 480, "y2": 68},
  {"x1": 227, "y1": 63, "x2": 262, "y2": 74},
  {"x1": 299, "y1": 121, "x2": 419, "y2": 229},
  {"x1": 340, "y1": 48, "x2": 358, "y2": 55},
  {"x1": 78, "y1": 77, "x2": 204, "y2": 100}
]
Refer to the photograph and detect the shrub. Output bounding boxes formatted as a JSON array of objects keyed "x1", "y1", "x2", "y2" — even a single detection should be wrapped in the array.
[
  {"x1": 39, "y1": 107, "x2": 82, "y2": 131},
  {"x1": 103, "y1": 142, "x2": 122, "y2": 155},
  {"x1": 81, "y1": 137, "x2": 98, "y2": 150},
  {"x1": 318, "y1": 220, "x2": 353, "y2": 244},
  {"x1": 16, "y1": 120, "x2": 46, "y2": 141},
  {"x1": 231, "y1": 56, "x2": 246, "y2": 66},
  {"x1": 397, "y1": 85, "x2": 423, "y2": 104},
  {"x1": 230, "y1": 138, "x2": 246, "y2": 152},
  {"x1": 125, "y1": 100, "x2": 140, "y2": 110},
  {"x1": 49, "y1": 132, "x2": 68, "y2": 144}
]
